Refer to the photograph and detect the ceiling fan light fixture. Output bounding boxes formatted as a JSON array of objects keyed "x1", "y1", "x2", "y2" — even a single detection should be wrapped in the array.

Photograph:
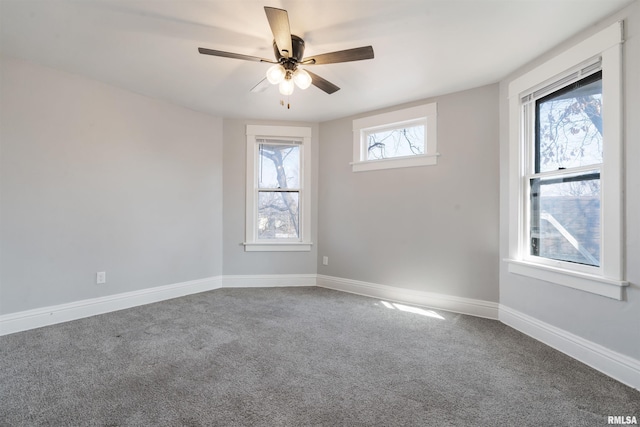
[
  {"x1": 293, "y1": 68, "x2": 312, "y2": 90},
  {"x1": 266, "y1": 64, "x2": 286, "y2": 84},
  {"x1": 199, "y1": 7, "x2": 375, "y2": 98},
  {"x1": 279, "y1": 77, "x2": 295, "y2": 96}
]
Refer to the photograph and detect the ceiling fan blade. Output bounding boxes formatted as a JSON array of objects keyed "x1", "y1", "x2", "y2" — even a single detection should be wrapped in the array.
[
  {"x1": 264, "y1": 7, "x2": 293, "y2": 58},
  {"x1": 250, "y1": 77, "x2": 271, "y2": 93},
  {"x1": 198, "y1": 47, "x2": 275, "y2": 63},
  {"x1": 306, "y1": 70, "x2": 340, "y2": 94},
  {"x1": 303, "y1": 46, "x2": 374, "y2": 65}
]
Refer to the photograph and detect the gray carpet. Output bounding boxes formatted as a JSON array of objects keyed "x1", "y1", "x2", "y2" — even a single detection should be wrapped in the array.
[{"x1": 1, "y1": 287, "x2": 638, "y2": 426}]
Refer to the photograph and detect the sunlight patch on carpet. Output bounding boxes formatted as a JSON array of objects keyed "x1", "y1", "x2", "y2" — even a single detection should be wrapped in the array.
[{"x1": 378, "y1": 301, "x2": 445, "y2": 320}]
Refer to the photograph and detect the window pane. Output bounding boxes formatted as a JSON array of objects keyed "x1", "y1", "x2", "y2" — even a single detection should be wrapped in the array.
[
  {"x1": 536, "y1": 72, "x2": 602, "y2": 173},
  {"x1": 366, "y1": 125, "x2": 425, "y2": 160},
  {"x1": 258, "y1": 144, "x2": 300, "y2": 189},
  {"x1": 258, "y1": 191, "x2": 299, "y2": 239},
  {"x1": 530, "y1": 172, "x2": 600, "y2": 266}
]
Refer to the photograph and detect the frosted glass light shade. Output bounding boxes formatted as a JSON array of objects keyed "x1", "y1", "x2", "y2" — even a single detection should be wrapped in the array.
[
  {"x1": 293, "y1": 68, "x2": 312, "y2": 89},
  {"x1": 266, "y1": 64, "x2": 286, "y2": 84},
  {"x1": 279, "y1": 78, "x2": 295, "y2": 96}
]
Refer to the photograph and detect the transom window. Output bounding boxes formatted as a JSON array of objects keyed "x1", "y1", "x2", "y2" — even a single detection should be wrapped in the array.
[
  {"x1": 365, "y1": 119, "x2": 425, "y2": 161},
  {"x1": 352, "y1": 103, "x2": 437, "y2": 172}
]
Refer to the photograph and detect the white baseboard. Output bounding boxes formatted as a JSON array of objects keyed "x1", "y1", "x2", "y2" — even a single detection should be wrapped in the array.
[
  {"x1": 0, "y1": 276, "x2": 223, "y2": 336},
  {"x1": 500, "y1": 305, "x2": 640, "y2": 391},
  {"x1": 0, "y1": 274, "x2": 318, "y2": 336},
  {"x1": 316, "y1": 274, "x2": 499, "y2": 320},
  {"x1": 222, "y1": 274, "x2": 317, "y2": 288}
]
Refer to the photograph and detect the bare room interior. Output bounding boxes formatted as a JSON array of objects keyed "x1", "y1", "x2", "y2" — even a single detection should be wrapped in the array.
[{"x1": 1, "y1": 1, "x2": 639, "y2": 425}]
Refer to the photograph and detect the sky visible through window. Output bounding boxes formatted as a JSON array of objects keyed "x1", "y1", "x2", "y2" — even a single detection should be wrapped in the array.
[
  {"x1": 532, "y1": 73, "x2": 602, "y2": 266},
  {"x1": 366, "y1": 124, "x2": 425, "y2": 160},
  {"x1": 257, "y1": 142, "x2": 300, "y2": 239},
  {"x1": 258, "y1": 143, "x2": 300, "y2": 189}
]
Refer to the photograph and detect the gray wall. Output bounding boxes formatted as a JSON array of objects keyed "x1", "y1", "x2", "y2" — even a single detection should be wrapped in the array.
[
  {"x1": 317, "y1": 84, "x2": 500, "y2": 302},
  {"x1": 0, "y1": 57, "x2": 224, "y2": 315},
  {"x1": 499, "y1": 1, "x2": 640, "y2": 359},
  {"x1": 222, "y1": 118, "x2": 319, "y2": 275}
]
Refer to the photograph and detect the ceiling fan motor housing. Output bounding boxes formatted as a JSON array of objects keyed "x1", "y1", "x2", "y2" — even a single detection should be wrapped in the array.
[{"x1": 274, "y1": 34, "x2": 305, "y2": 65}]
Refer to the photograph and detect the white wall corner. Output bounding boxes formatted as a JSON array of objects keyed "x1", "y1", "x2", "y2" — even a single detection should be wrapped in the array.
[
  {"x1": 0, "y1": 276, "x2": 223, "y2": 336},
  {"x1": 499, "y1": 304, "x2": 640, "y2": 391},
  {"x1": 316, "y1": 274, "x2": 499, "y2": 320}
]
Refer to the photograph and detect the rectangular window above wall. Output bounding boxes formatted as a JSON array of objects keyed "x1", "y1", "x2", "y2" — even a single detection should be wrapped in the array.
[
  {"x1": 245, "y1": 125, "x2": 312, "y2": 252},
  {"x1": 352, "y1": 103, "x2": 437, "y2": 172},
  {"x1": 506, "y1": 21, "x2": 628, "y2": 300},
  {"x1": 364, "y1": 120, "x2": 425, "y2": 161}
]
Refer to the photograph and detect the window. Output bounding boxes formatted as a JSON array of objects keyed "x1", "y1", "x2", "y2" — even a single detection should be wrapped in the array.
[
  {"x1": 245, "y1": 125, "x2": 311, "y2": 251},
  {"x1": 352, "y1": 103, "x2": 437, "y2": 172},
  {"x1": 529, "y1": 71, "x2": 602, "y2": 267},
  {"x1": 257, "y1": 142, "x2": 300, "y2": 240},
  {"x1": 506, "y1": 22, "x2": 627, "y2": 299}
]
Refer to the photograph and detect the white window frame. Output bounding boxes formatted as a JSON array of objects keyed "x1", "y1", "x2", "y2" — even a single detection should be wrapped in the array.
[
  {"x1": 244, "y1": 125, "x2": 312, "y2": 252},
  {"x1": 506, "y1": 21, "x2": 628, "y2": 300},
  {"x1": 351, "y1": 103, "x2": 438, "y2": 172}
]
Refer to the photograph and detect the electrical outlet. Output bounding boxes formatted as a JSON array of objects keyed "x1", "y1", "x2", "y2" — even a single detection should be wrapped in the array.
[
  {"x1": 322, "y1": 256, "x2": 329, "y2": 266},
  {"x1": 96, "y1": 271, "x2": 106, "y2": 284}
]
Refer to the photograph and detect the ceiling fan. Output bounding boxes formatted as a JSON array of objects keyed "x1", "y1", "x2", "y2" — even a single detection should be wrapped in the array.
[{"x1": 198, "y1": 6, "x2": 374, "y2": 97}]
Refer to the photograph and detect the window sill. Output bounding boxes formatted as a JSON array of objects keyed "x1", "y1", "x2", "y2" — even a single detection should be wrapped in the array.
[
  {"x1": 243, "y1": 242, "x2": 312, "y2": 252},
  {"x1": 505, "y1": 259, "x2": 628, "y2": 300},
  {"x1": 351, "y1": 153, "x2": 439, "y2": 172}
]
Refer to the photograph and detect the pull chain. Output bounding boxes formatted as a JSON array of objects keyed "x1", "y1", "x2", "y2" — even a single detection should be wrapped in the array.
[{"x1": 280, "y1": 96, "x2": 291, "y2": 109}]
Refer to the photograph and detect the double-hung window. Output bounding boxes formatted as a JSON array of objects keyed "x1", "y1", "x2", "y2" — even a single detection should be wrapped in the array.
[
  {"x1": 245, "y1": 125, "x2": 312, "y2": 252},
  {"x1": 507, "y1": 22, "x2": 627, "y2": 299},
  {"x1": 528, "y1": 70, "x2": 603, "y2": 267}
]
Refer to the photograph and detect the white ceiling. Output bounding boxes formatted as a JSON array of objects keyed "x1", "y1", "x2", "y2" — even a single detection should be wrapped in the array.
[{"x1": 0, "y1": 0, "x2": 633, "y2": 122}]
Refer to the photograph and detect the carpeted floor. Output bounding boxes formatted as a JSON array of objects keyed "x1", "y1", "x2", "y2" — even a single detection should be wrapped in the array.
[{"x1": 1, "y1": 286, "x2": 638, "y2": 426}]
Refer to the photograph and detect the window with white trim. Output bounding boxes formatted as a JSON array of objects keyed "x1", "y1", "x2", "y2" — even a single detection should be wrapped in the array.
[
  {"x1": 352, "y1": 103, "x2": 438, "y2": 172},
  {"x1": 506, "y1": 21, "x2": 627, "y2": 300},
  {"x1": 245, "y1": 125, "x2": 311, "y2": 252},
  {"x1": 528, "y1": 70, "x2": 603, "y2": 267}
]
